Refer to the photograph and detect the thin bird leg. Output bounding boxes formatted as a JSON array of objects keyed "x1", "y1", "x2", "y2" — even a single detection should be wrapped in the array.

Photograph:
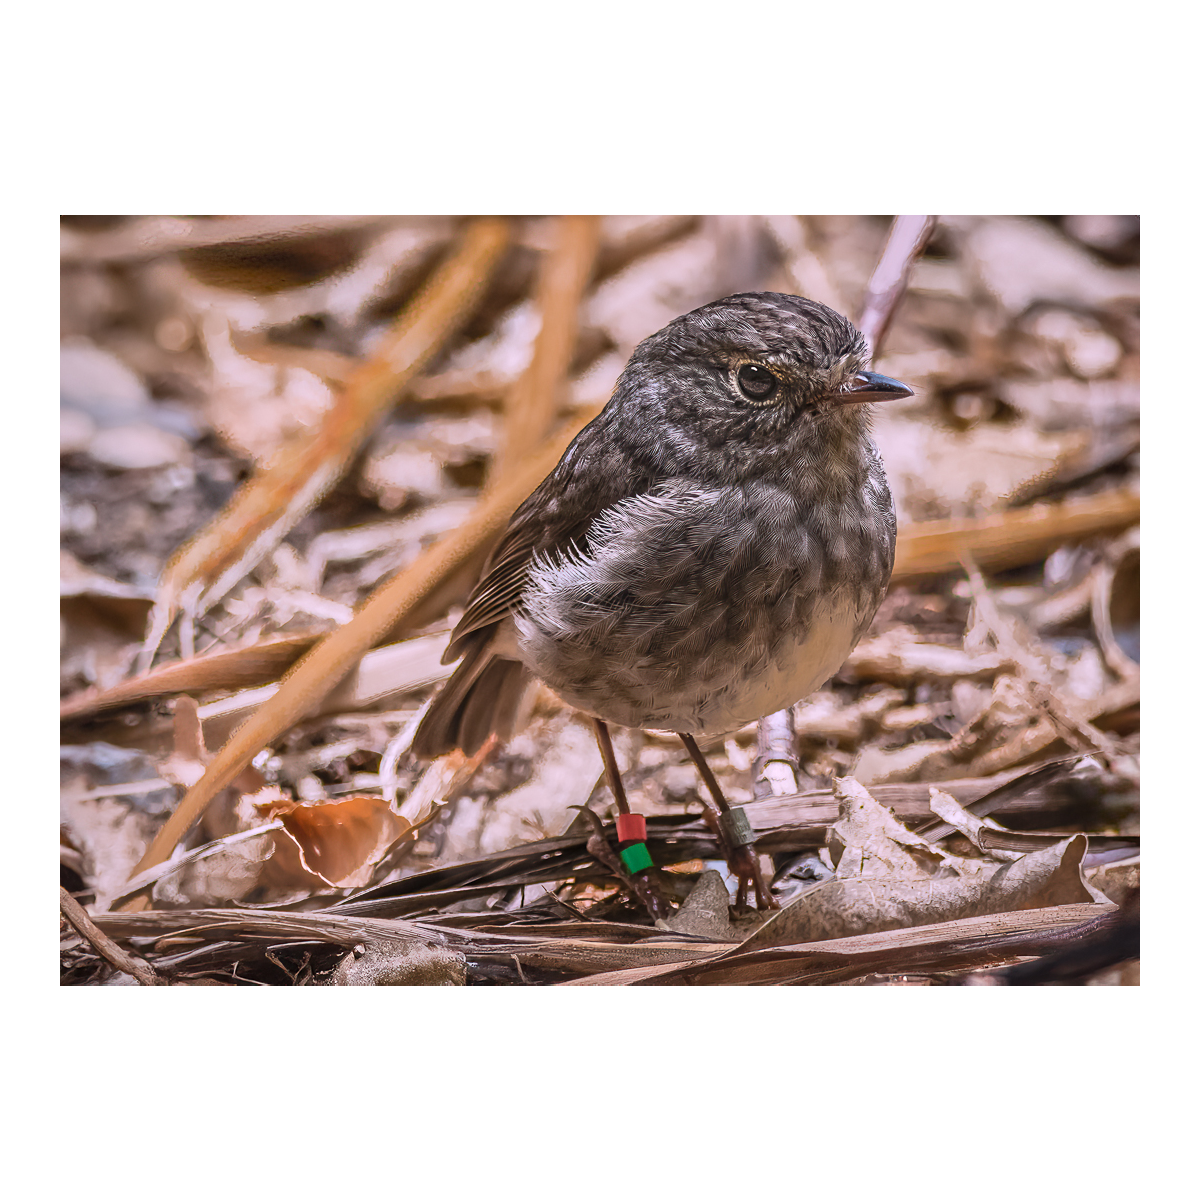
[
  {"x1": 678, "y1": 733, "x2": 732, "y2": 813},
  {"x1": 592, "y1": 718, "x2": 631, "y2": 815},
  {"x1": 679, "y1": 733, "x2": 777, "y2": 910},
  {"x1": 591, "y1": 718, "x2": 672, "y2": 919}
]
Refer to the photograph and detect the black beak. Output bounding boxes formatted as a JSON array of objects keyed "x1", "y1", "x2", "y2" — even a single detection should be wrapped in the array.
[{"x1": 828, "y1": 370, "x2": 914, "y2": 407}]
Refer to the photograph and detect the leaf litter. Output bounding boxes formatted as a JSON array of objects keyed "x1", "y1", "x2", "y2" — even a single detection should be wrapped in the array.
[{"x1": 60, "y1": 215, "x2": 1139, "y2": 985}]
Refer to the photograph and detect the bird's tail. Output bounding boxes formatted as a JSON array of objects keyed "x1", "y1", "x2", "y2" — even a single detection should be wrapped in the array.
[{"x1": 411, "y1": 631, "x2": 533, "y2": 759}]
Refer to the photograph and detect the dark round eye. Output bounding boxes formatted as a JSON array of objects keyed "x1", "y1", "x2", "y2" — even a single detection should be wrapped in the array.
[{"x1": 736, "y1": 363, "x2": 779, "y2": 401}]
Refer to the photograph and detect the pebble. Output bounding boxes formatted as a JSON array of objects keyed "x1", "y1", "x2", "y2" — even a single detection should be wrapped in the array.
[
  {"x1": 88, "y1": 423, "x2": 191, "y2": 470},
  {"x1": 60, "y1": 338, "x2": 149, "y2": 418},
  {"x1": 62, "y1": 337, "x2": 202, "y2": 467},
  {"x1": 60, "y1": 407, "x2": 96, "y2": 455}
]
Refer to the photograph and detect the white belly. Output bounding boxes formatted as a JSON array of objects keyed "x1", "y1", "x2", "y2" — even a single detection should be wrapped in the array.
[
  {"x1": 523, "y1": 601, "x2": 863, "y2": 737},
  {"x1": 695, "y1": 603, "x2": 861, "y2": 732}
]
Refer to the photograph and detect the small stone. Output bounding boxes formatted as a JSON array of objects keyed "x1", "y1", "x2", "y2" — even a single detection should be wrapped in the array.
[
  {"x1": 155, "y1": 316, "x2": 193, "y2": 353},
  {"x1": 88, "y1": 423, "x2": 190, "y2": 470},
  {"x1": 326, "y1": 942, "x2": 466, "y2": 985},
  {"x1": 60, "y1": 338, "x2": 149, "y2": 418},
  {"x1": 60, "y1": 407, "x2": 96, "y2": 455},
  {"x1": 1064, "y1": 330, "x2": 1123, "y2": 379}
]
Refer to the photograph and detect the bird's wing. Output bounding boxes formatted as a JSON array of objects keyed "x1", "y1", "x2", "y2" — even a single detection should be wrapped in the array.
[
  {"x1": 442, "y1": 407, "x2": 657, "y2": 663},
  {"x1": 442, "y1": 521, "x2": 544, "y2": 658}
]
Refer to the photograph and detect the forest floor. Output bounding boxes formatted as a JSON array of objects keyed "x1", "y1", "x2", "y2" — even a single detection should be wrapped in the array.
[{"x1": 59, "y1": 214, "x2": 1139, "y2": 985}]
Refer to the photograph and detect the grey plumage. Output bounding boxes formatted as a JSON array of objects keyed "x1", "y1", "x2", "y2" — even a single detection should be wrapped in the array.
[{"x1": 412, "y1": 292, "x2": 904, "y2": 760}]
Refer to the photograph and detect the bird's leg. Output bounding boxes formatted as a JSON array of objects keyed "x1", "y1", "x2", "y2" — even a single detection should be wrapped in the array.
[
  {"x1": 591, "y1": 718, "x2": 667, "y2": 920},
  {"x1": 678, "y1": 733, "x2": 778, "y2": 911},
  {"x1": 592, "y1": 717, "x2": 631, "y2": 814}
]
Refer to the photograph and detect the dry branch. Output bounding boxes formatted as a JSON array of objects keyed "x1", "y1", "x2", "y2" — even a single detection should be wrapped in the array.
[
  {"x1": 559, "y1": 903, "x2": 1110, "y2": 985},
  {"x1": 492, "y1": 215, "x2": 601, "y2": 481},
  {"x1": 857, "y1": 216, "x2": 938, "y2": 357},
  {"x1": 959, "y1": 551, "x2": 1124, "y2": 762},
  {"x1": 61, "y1": 633, "x2": 320, "y2": 720},
  {"x1": 60, "y1": 886, "x2": 163, "y2": 985},
  {"x1": 138, "y1": 217, "x2": 511, "y2": 668},
  {"x1": 60, "y1": 214, "x2": 400, "y2": 264},
  {"x1": 90, "y1": 899, "x2": 1111, "y2": 986},
  {"x1": 891, "y1": 488, "x2": 1140, "y2": 580}
]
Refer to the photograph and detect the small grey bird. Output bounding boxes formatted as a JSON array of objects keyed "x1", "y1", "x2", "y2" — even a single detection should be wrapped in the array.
[{"x1": 413, "y1": 292, "x2": 911, "y2": 907}]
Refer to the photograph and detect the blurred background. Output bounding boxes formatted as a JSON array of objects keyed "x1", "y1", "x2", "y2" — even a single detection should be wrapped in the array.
[{"x1": 59, "y1": 215, "x2": 1139, "y2": 973}]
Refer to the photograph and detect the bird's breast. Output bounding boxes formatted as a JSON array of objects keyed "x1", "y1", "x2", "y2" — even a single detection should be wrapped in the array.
[{"x1": 511, "y1": 477, "x2": 893, "y2": 735}]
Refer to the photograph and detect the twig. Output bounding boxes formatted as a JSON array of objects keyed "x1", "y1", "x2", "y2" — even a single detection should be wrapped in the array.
[
  {"x1": 107, "y1": 823, "x2": 285, "y2": 907},
  {"x1": 856, "y1": 215, "x2": 938, "y2": 357},
  {"x1": 891, "y1": 488, "x2": 1140, "y2": 580},
  {"x1": 378, "y1": 700, "x2": 431, "y2": 809},
  {"x1": 1090, "y1": 529, "x2": 1140, "y2": 681},
  {"x1": 555, "y1": 902, "x2": 1108, "y2": 986},
  {"x1": 492, "y1": 215, "x2": 601, "y2": 482},
  {"x1": 957, "y1": 904, "x2": 1138, "y2": 985},
  {"x1": 138, "y1": 217, "x2": 511, "y2": 671},
  {"x1": 60, "y1": 887, "x2": 164, "y2": 985},
  {"x1": 60, "y1": 214, "x2": 400, "y2": 264},
  {"x1": 959, "y1": 551, "x2": 1125, "y2": 763},
  {"x1": 752, "y1": 708, "x2": 801, "y2": 799},
  {"x1": 119, "y1": 406, "x2": 602, "y2": 904},
  {"x1": 61, "y1": 632, "x2": 319, "y2": 721}
]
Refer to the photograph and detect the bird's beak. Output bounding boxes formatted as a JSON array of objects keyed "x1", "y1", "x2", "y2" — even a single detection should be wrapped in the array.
[{"x1": 827, "y1": 370, "x2": 914, "y2": 407}]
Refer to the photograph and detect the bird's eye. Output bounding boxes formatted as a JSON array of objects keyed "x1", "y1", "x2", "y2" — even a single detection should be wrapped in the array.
[{"x1": 736, "y1": 363, "x2": 779, "y2": 402}]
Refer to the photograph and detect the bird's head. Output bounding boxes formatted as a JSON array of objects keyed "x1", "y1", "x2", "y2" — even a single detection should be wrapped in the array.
[{"x1": 614, "y1": 292, "x2": 912, "y2": 479}]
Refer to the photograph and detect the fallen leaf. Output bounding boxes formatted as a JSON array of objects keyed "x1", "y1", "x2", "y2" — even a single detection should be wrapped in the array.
[
  {"x1": 267, "y1": 794, "x2": 412, "y2": 889},
  {"x1": 737, "y1": 778, "x2": 1109, "y2": 949}
]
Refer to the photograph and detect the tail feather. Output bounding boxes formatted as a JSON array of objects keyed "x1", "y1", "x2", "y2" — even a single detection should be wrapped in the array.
[
  {"x1": 457, "y1": 658, "x2": 531, "y2": 755},
  {"x1": 412, "y1": 631, "x2": 532, "y2": 759}
]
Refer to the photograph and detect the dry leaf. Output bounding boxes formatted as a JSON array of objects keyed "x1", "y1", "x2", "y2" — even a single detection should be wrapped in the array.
[
  {"x1": 662, "y1": 871, "x2": 737, "y2": 941},
  {"x1": 266, "y1": 794, "x2": 412, "y2": 889},
  {"x1": 738, "y1": 778, "x2": 1109, "y2": 950}
]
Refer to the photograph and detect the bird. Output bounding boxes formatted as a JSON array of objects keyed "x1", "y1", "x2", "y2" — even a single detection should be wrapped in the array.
[{"x1": 412, "y1": 292, "x2": 912, "y2": 910}]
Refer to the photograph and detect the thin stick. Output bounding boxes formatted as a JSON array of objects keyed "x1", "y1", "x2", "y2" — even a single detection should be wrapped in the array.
[
  {"x1": 752, "y1": 707, "x2": 800, "y2": 799},
  {"x1": 60, "y1": 887, "x2": 163, "y2": 985},
  {"x1": 61, "y1": 215, "x2": 399, "y2": 265},
  {"x1": 591, "y1": 718, "x2": 631, "y2": 815},
  {"x1": 892, "y1": 488, "x2": 1139, "y2": 581},
  {"x1": 856, "y1": 215, "x2": 938, "y2": 357},
  {"x1": 492, "y1": 215, "x2": 601, "y2": 483},
  {"x1": 958, "y1": 550, "x2": 1123, "y2": 763}
]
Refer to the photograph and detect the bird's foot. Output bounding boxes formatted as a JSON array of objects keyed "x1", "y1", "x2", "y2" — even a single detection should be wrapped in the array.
[
  {"x1": 702, "y1": 806, "x2": 779, "y2": 912},
  {"x1": 576, "y1": 806, "x2": 670, "y2": 922},
  {"x1": 729, "y1": 844, "x2": 779, "y2": 912}
]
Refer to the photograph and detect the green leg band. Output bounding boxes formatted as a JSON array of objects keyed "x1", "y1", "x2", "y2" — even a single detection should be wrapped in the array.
[{"x1": 619, "y1": 842, "x2": 653, "y2": 874}]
